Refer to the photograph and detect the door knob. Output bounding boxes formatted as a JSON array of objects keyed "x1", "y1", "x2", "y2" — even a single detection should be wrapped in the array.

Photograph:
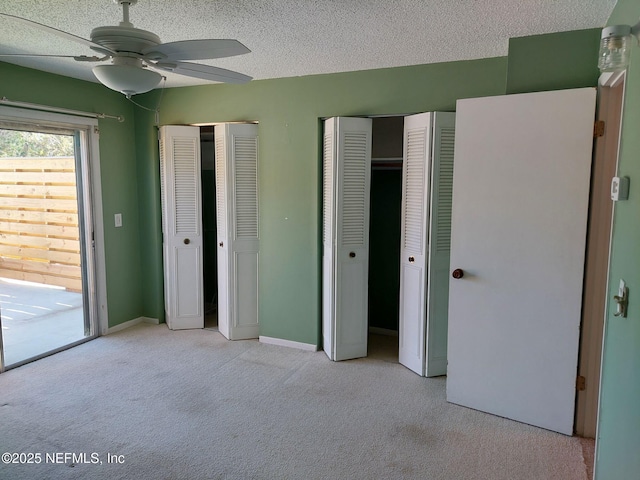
[
  {"x1": 452, "y1": 268, "x2": 464, "y2": 279},
  {"x1": 409, "y1": 256, "x2": 415, "y2": 263},
  {"x1": 183, "y1": 238, "x2": 190, "y2": 245},
  {"x1": 219, "y1": 242, "x2": 224, "y2": 247},
  {"x1": 349, "y1": 252, "x2": 356, "y2": 258}
]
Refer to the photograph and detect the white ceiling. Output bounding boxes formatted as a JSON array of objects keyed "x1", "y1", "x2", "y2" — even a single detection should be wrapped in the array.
[{"x1": 0, "y1": 0, "x2": 616, "y2": 89}]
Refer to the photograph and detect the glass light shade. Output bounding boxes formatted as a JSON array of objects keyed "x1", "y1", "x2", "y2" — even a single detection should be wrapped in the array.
[
  {"x1": 92, "y1": 64, "x2": 162, "y2": 97},
  {"x1": 598, "y1": 25, "x2": 632, "y2": 72}
]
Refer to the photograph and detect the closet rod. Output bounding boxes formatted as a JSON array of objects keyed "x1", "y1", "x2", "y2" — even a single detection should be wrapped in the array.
[{"x1": 0, "y1": 96, "x2": 125, "y2": 122}]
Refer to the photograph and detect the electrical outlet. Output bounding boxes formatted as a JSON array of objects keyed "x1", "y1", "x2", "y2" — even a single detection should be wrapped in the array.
[{"x1": 114, "y1": 213, "x2": 122, "y2": 228}]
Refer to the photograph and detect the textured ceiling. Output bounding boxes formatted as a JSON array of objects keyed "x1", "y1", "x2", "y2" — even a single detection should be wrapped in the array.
[{"x1": 0, "y1": 0, "x2": 616, "y2": 89}]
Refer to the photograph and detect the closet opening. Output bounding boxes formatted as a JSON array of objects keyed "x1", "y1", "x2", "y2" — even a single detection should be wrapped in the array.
[
  {"x1": 200, "y1": 126, "x2": 218, "y2": 330},
  {"x1": 367, "y1": 116, "x2": 404, "y2": 361}
]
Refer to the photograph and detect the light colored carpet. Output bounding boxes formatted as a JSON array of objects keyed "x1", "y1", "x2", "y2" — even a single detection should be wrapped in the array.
[{"x1": 0, "y1": 324, "x2": 592, "y2": 480}]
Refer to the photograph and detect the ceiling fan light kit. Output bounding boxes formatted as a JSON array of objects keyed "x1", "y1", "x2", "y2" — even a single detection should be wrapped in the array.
[
  {"x1": 93, "y1": 57, "x2": 162, "y2": 97},
  {"x1": 0, "y1": 0, "x2": 252, "y2": 97}
]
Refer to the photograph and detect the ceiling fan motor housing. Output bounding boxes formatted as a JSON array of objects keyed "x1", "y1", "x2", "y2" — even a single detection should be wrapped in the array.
[{"x1": 90, "y1": 26, "x2": 161, "y2": 55}]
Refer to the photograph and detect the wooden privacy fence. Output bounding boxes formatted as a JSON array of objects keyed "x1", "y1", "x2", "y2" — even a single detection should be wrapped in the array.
[{"x1": 0, "y1": 156, "x2": 82, "y2": 291}]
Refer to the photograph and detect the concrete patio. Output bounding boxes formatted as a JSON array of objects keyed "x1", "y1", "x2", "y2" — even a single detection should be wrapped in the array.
[{"x1": 0, "y1": 277, "x2": 88, "y2": 367}]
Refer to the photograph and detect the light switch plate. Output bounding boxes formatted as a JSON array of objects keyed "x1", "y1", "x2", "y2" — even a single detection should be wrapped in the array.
[{"x1": 114, "y1": 213, "x2": 122, "y2": 228}]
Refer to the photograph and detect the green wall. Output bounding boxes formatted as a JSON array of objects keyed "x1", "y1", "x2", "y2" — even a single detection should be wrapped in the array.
[
  {"x1": 595, "y1": 1, "x2": 640, "y2": 478},
  {"x1": 133, "y1": 108, "x2": 164, "y2": 321},
  {"x1": 0, "y1": 62, "x2": 143, "y2": 328},
  {"x1": 506, "y1": 29, "x2": 602, "y2": 94},
  {"x1": 136, "y1": 57, "x2": 508, "y2": 345}
]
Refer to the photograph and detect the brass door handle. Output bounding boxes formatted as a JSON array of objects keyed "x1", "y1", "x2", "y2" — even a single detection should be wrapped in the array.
[
  {"x1": 349, "y1": 252, "x2": 356, "y2": 258},
  {"x1": 409, "y1": 256, "x2": 415, "y2": 263},
  {"x1": 219, "y1": 242, "x2": 224, "y2": 247},
  {"x1": 183, "y1": 238, "x2": 190, "y2": 245}
]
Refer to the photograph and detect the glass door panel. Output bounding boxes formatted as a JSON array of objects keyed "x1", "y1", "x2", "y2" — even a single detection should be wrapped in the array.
[{"x1": 0, "y1": 127, "x2": 92, "y2": 368}]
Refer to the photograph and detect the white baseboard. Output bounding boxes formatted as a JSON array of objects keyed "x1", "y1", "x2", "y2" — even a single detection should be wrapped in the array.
[
  {"x1": 259, "y1": 336, "x2": 318, "y2": 352},
  {"x1": 105, "y1": 317, "x2": 160, "y2": 335},
  {"x1": 369, "y1": 327, "x2": 398, "y2": 337}
]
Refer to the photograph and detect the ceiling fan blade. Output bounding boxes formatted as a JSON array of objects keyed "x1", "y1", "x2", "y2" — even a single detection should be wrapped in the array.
[
  {"x1": 0, "y1": 13, "x2": 114, "y2": 56},
  {"x1": 142, "y1": 39, "x2": 250, "y2": 61},
  {"x1": 0, "y1": 53, "x2": 105, "y2": 62},
  {"x1": 153, "y1": 61, "x2": 252, "y2": 84}
]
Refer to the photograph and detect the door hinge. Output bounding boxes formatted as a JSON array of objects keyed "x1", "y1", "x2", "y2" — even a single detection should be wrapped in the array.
[
  {"x1": 594, "y1": 120, "x2": 605, "y2": 138},
  {"x1": 93, "y1": 126, "x2": 100, "y2": 136},
  {"x1": 576, "y1": 375, "x2": 586, "y2": 391}
]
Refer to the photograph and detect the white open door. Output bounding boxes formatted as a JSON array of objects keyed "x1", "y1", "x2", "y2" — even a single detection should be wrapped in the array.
[
  {"x1": 159, "y1": 125, "x2": 204, "y2": 330},
  {"x1": 215, "y1": 123, "x2": 259, "y2": 340},
  {"x1": 447, "y1": 88, "x2": 596, "y2": 435},
  {"x1": 322, "y1": 117, "x2": 372, "y2": 361},
  {"x1": 398, "y1": 112, "x2": 455, "y2": 377}
]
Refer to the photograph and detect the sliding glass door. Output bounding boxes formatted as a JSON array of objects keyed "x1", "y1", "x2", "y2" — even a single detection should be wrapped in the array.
[{"x1": 0, "y1": 122, "x2": 97, "y2": 369}]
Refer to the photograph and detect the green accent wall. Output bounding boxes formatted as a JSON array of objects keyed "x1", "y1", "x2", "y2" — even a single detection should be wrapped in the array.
[
  {"x1": 506, "y1": 29, "x2": 602, "y2": 94},
  {"x1": 595, "y1": 1, "x2": 640, "y2": 478},
  {"x1": 135, "y1": 58, "x2": 508, "y2": 345},
  {"x1": 134, "y1": 108, "x2": 164, "y2": 321},
  {"x1": 0, "y1": 62, "x2": 143, "y2": 328}
]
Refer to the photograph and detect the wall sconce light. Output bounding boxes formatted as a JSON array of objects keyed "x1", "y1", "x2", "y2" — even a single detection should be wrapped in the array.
[{"x1": 599, "y1": 22, "x2": 640, "y2": 72}]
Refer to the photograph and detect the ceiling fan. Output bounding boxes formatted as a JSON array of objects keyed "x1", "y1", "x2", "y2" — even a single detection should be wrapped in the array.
[{"x1": 0, "y1": 0, "x2": 252, "y2": 97}]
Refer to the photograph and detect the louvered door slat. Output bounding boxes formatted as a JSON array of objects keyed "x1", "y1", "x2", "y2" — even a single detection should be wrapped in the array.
[
  {"x1": 323, "y1": 130, "x2": 333, "y2": 245},
  {"x1": 233, "y1": 135, "x2": 258, "y2": 239},
  {"x1": 340, "y1": 132, "x2": 368, "y2": 247},
  {"x1": 159, "y1": 137, "x2": 168, "y2": 238},
  {"x1": 403, "y1": 129, "x2": 426, "y2": 253},
  {"x1": 433, "y1": 127, "x2": 455, "y2": 252},
  {"x1": 173, "y1": 137, "x2": 199, "y2": 235},
  {"x1": 215, "y1": 135, "x2": 227, "y2": 239}
]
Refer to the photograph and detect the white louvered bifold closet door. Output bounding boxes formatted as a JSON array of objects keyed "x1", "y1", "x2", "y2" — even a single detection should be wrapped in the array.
[
  {"x1": 214, "y1": 123, "x2": 259, "y2": 340},
  {"x1": 322, "y1": 117, "x2": 372, "y2": 361},
  {"x1": 398, "y1": 112, "x2": 455, "y2": 376},
  {"x1": 425, "y1": 112, "x2": 455, "y2": 377},
  {"x1": 398, "y1": 113, "x2": 432, "y2": 375},
  {"x1": 159, "y1": 125, "x2": 204, "y2": 330}
]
